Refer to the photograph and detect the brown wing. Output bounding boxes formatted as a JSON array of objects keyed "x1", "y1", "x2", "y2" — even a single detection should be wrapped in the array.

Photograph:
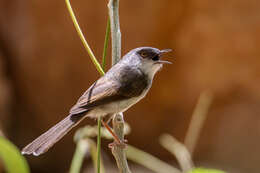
[
  {"x1": 69, "y1": 76, "x2": 124, "y2": 115},
  {"x1": 69, "y1": 66, "x2": 149, "y2": 115}
]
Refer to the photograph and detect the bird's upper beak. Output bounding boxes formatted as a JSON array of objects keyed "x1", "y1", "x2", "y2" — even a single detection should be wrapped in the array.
[
  {"x1": 160, "y1": 49, "x2": 172, "y2": 55},
  {"x1": 157, "y1": 49, "x2": 172, "y2": 64}
]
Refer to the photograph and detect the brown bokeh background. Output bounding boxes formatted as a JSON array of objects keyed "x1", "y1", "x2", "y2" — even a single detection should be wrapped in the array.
[{"x1": 0, "y1": 0, "x2": 260, "y2": 172}]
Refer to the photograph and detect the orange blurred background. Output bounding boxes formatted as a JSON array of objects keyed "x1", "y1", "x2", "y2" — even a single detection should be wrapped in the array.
[{"x1": 0, "y1": 0, "x2": 260, "y2": 172}]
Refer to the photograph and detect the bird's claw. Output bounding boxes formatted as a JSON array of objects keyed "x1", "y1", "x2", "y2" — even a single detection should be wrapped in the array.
[{"x1": 108, "y1": 139, "x2": 127, "y2": 149}]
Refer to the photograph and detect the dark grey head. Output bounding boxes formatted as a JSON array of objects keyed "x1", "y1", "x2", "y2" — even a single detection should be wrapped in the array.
[
  {"x1": 135, "y1": 47, "x2": 171, "y2": 63},
  {"x1": 123, "y1": 47, "x2": 172, "y2": 78}
]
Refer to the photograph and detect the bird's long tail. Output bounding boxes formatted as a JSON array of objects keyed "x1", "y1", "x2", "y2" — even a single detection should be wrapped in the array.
[{"x1": 21, "y1": 113, "x2": 86, "y2": 156}]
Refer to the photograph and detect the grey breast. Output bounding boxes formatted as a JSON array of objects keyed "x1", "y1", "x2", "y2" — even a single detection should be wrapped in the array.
[{"x1": 116, "y1": 65, "x2": 150, "y2": 98}]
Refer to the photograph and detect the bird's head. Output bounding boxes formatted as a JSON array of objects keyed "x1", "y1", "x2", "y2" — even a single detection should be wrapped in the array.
[{"x1": 132, "y1": 47, "x2": 172, "y2": 77}]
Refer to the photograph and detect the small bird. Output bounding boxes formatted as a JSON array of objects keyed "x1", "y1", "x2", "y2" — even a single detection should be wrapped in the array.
[{"x1": 22, "y1": 47, "x2": 171, "y2": 156}]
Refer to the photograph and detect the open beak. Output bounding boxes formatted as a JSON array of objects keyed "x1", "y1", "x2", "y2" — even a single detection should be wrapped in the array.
[{"x1": 157, "y1": 49, "x2": 172, "y2": 64}]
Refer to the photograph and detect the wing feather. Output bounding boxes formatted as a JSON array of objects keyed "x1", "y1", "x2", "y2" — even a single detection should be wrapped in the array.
[{"x1": 69, "y1": 77, "x2": 123, "y2": 115}]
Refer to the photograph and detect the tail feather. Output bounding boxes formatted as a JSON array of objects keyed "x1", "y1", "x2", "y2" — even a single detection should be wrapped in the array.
[{"x1": 22, "y1": 114, "x2": 86, "y2": 156}]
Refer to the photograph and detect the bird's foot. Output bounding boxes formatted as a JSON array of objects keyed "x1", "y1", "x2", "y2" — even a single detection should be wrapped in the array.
[{"x1": 108, "y1": 139, "x2": 128, "y2": 149}]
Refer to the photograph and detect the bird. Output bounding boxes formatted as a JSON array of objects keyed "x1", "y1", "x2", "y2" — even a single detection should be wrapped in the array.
[{"x1": 21, "y1": 47, "x2": 172, "y2": 156}]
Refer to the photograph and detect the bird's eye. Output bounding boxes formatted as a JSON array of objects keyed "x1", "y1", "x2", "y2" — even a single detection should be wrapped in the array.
[
  {"x1": 140, "y1": 52, "x2": 148, "y2": 58},
  {"x1": 152, "y1": 55, "x2": 159, "y2": 61}
]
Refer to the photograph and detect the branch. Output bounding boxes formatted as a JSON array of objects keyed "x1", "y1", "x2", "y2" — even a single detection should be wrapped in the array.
[
  {"x1": 69, "y1": 138, "x2": 105, "y2": 173},
  {"x1": 69, "y1": 139, "x2": 89, "y2": 173},
  {"x1": 108, "y1": 0, "x2": 121, "y2": 65},
  {"x1": 111, "y1": 113, "x2": 131, "y2": 173},
  {"x1": 126, "y1": 145, "x2": 181, "y2": 173},
  {"x1": 159, "y1": 134, "x2": 194, "y2": 172},
  {"x1": 184, "y1": 91, "x2": 213, "y2": 156},
  {"x1": 108, "y1": 0, "x2": 131, "y2": 172}
]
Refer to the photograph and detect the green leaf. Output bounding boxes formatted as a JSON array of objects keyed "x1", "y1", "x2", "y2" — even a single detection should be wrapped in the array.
[
  {"x1": 189, "y1": 168, "x2": 226, "y2": 173},
  {"x1": 0, "y1": 136, "x2": 30, "y2": 173}
]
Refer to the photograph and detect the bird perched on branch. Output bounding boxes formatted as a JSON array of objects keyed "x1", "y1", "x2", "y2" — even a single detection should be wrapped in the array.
[{"x1": 22, "y1": 47, "x2": 171, "y2": 156}]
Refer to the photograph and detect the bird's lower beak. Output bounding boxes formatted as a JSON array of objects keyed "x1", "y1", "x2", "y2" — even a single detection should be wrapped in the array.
[{"x1": 155, "y1": 60, "x2": 172, "y2": 64}]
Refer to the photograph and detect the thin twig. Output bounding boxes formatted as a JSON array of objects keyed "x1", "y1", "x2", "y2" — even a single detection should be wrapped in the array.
[
  {"x1": 102, "y1": 19, "x2": 110, "y2": 70},
  {"x1": 126, "y1": 145, "x2": 181, "y2": 173},
  {"x1": 65, "y1": 0, "x2": 104, "y2": 75},
  {"x1": 69, "y1": 140, "x2": 89, "y2": 173},
  {"x1": 184, "y1": 91, "x2": 213, "y2": 156},
  {"x1": 159, "y1": 134, "x2": 194, "y2": 172},
  {"x1": 108, "y1": 0, "x2": 131, "y2": 172}
]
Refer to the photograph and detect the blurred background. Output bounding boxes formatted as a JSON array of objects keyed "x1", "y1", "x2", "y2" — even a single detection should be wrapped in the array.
[{"x1": 0, "y1": 0, "x2": 260, "y2": 172}]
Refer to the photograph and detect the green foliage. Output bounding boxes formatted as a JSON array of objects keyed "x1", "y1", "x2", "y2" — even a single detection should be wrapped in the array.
[
  {"x1": 189, "y1": 168, "x2": 226, "y2": 173},
  {"x1": 0, "y1": 136, "x2": 30, "y2": 173}
]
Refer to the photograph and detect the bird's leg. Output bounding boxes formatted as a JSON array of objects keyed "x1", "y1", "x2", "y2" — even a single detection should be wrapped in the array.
[
  {"x1": 101, "y1": 119, "x2": 126, "y2": 148},
  {"x1": 105, "y1": 115, "x2": 113, "y2": 125},
  {"x1": 101, "y1": 119, "x2": 120, "y2": 143}
]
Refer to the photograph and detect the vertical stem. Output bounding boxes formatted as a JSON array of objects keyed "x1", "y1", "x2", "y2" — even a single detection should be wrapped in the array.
[
  {"x1": 97, "y1": 117, "x2": 102, "y2": 173},
  {"x1": 102, "y1": 19, "x2": 111, "y2": 70},
  {"x1": 108, "y1": 0, "x2": 131, "y2": 173},
  {"x1": 108, "y1": 0, "x2": 121, "y2": 65},
  {"x1": 97, "y1": 17, "x2": 111, "y2": 173}
]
